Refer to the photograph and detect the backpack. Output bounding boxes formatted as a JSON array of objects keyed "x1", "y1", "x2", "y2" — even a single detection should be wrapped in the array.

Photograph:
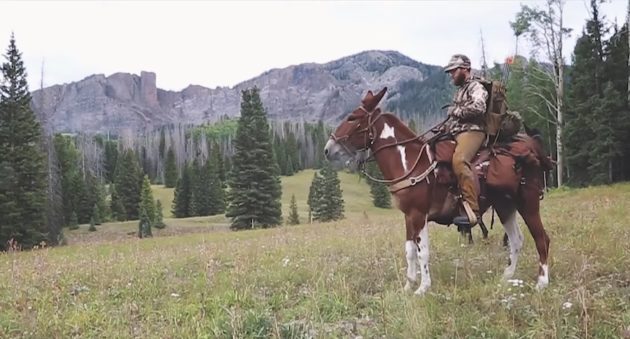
[{"x1": 477, "y1": 78, "x2": 508, "y2": 137}]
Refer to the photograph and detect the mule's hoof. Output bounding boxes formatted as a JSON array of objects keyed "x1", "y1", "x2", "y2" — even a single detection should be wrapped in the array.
[
  {"x1": 503, "y1": 267, "x2": 516, "y2": 280},
  {"x1": 535, "y1": 278, "x2": 549, "y2": 291},
  {"x1": 414, "y1": 283, "x2": 431, "y2": 296},
  {"x1": 404, "y1": 281, "x2": 414, "y2": 293}
]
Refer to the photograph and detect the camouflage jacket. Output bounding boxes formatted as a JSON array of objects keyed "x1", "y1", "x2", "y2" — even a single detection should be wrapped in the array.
[{"x1": 446, "y1": 78, "x2": 488, "y2": 135}]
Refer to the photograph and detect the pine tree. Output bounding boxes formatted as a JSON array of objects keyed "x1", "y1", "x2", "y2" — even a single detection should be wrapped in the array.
[
  {"x1": 0, "y1": 33, "x2": 47, "y2": 249},
  {"x1": 103, "y1": 140, "x2": 118, "y2": 184},
  {"x1": 68, "y1": 211, "x2": 79, "y2": 230},
  {"x1": 307, "y1": 171, "x2": 323, "y2": 223},
  {"x1": 163, "y1": 147, "x2": 177, "y2": 188},
  {"x1": 207, "y1": 149, "x2": 225, "y2": 215},
  {"x1": 137, "y1": 206, "x2": 152, "y2": 238},
  {"x1": 365, "y1": 162, "x2": 391, "y2": 208},
  {"x1": 95, "y1": 181, "x2": 109, "y2": 222},
  {"x1": 139, "y1": 175, "x2": 156, "y2": 226},
  {"x1": 154, "y1": 199, "x2": 166, "y2": 229},
  {"x1": 190, "y1": 158, "x2": 215, "y2": 216},
  {"x1": 88, "y1": 217, "x2": 96, "y2": 232},
  {"x1": 172, "y1": 164, "x2": 192, "y2": 218},
  {"x1": 226, "y1": 88, "x2": 282, "y2": 230},
  {"x1": 92, "y1": 204, "x2": 101, "y2": 225},
  {"x1": 287, "y1": 194, "x2": 300, "y2": 225},
  {"x1": 312, "y1": 163, "x2": 344, "y2": 222},
  {"x1": 109, "y1": 184, "x2": 127, "y2": 221},
  {"x1": 53, "y1": 134, "x2": 80, "y2": 225},
  {"x1": 113, "y1": 149, "x2": 141, "y2": 220},
  {"x1": 308, "y1": 164, "x2": 345, "y2": 223}
]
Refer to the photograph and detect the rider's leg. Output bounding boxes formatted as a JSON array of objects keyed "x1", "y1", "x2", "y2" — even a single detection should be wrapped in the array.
[{"x1": 452, "y1": 131, "x2": 486, "y2": 226}]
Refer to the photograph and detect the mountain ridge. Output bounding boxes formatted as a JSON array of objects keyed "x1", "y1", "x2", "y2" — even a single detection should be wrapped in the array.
[{"x1": 31, "y1": 50, "x2": 454, "y2": 133}]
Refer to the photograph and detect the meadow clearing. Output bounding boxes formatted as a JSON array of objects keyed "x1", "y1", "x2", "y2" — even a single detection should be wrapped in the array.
[{"x1": 1, "y1": 170, "x2": 628, "y2": 338}]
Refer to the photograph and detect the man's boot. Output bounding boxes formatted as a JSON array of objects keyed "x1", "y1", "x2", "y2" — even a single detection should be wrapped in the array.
[{"x1": 452, "y1": 173, "x2": 480, "y2": 229}]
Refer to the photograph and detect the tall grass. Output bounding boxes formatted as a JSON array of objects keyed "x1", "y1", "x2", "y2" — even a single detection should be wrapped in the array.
[{"x1": 0, "y1": 172, "x2": 628, "y2": 338}]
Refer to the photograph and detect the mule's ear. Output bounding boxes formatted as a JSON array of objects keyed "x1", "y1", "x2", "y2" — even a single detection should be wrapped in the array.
[
  {"x1": 374, "y1": 87, "x2": 387, "y2": 104},
  {"x1": 362, "y1": 90, "x2": 375, "y2": 107}
]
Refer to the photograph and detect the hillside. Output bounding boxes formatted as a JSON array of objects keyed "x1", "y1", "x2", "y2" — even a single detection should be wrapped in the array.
[
  {"x1": 30, "y1": 50, "x2": 453, "y2": 133},
  {"x1": 1, "y1": 174, "x2": 628, "y2": 337}
]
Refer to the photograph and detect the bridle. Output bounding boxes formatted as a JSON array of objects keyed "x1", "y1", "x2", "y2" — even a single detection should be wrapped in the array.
[
  {"x1": 329, "y1": 105, "x2": 384, "y2": 155},
  {"x1": 330, "y1": 105, "x2": 450, "y2": 189}
]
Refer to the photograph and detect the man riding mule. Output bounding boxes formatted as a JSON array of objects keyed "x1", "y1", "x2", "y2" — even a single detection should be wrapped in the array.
[
  {"x1": 443, "y1": 54, "x2": 487, "y2": 229},
  {"x1": 324, "y1": 87, "x2": 553, "y2": 295}
]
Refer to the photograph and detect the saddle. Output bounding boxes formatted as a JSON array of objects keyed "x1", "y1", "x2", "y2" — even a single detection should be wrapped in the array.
[{"x1": 430, "y1": 133, "x2": 549, "y2": 198}]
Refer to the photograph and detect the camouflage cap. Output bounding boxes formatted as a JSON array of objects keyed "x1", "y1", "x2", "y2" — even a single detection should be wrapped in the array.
[{"x1": 444, "y1": 54, "x2": 471, "y2": 72}]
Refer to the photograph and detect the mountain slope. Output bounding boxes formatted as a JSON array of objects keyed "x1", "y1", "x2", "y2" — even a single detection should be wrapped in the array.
[{"x1": 31, "y1": 50, "x2": 453, "y2": 133}]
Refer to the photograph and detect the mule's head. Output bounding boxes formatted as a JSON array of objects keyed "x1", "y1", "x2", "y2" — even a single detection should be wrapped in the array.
[{"x1": 324, "y1": 87, "x2": 387, "y2": 168}]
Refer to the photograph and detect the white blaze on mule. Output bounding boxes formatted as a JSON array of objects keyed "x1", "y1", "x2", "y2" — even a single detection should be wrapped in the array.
[
  {"x1": 403, "y1": 217, "x2": 431, "y2": 295},
  {"x1": 404, "y1": 240, "x2": 417, "y2": 292},
  {"x1": 415, "y1": 217, "x2": 431, "y2": 295},
  {"x1": 502, "y1": 211, "x2": 523, "y2": 280},
  {"x1": 537, "y1": 264, "x2": 549, "y2": 290},
  {"x1": 380, "y1": 123, "x2": 396, "y2": 140},
  {"x1": 397, "y1": 146, "x2": 408, "y2": 172},
  {"x1": 379, "y1": 123, "x2": 408, "y2": 172}
]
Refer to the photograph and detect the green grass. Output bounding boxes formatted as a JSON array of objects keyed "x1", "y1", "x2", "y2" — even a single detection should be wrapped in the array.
[
  {"x1": 152, "y1": 185, "x2": 175, "y2": 218},
  {"x1": 1, "y1": 173, "x2": 629, "y2": 338}
]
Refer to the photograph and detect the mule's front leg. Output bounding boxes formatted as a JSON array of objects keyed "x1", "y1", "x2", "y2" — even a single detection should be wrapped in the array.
[
  {"x1": 404, "y1": 240, "x2": 418, "y2": 292},
  {"x1": 414, "y1": 221, "x2": 431, "y2": 295}
]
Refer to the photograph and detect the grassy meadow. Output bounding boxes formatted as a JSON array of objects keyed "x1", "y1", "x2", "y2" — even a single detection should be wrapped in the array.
[{"x1": 0, "y1": 169, "x2": 629, "y2": 338}]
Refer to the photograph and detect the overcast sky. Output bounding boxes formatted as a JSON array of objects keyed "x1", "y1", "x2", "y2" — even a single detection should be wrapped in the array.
[{"x1": 0, "y1": 0, "x2": 627, "y2": 91}]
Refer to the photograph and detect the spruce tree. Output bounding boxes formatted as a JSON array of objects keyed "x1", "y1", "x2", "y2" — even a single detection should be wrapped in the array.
[
  {"x1": 113, "y1": 149, "x2": 141, "y2": 220},
  {"x1": 88, "y1": 217, "x2": 97, "y2": 232},
  {"x1": 137, "y1": 206, "x2": 152, "y2": 238},
  {"x1": 109, "y1": 184, "x2": 127, "y2": 221},
  {"x1": 92, "y1": 204, "x2": 101, "y2": 225},
  {"x1": 226, "y1": 88, "x2": 282, "y2": 229},
  {"x1": 104, "y1": 140, "x2": 118, "y2": 184},
  {"x1": 208, "y1": 147, "x2": 225, "y2": 214},
  {"x1": 0, "y1": 33, "x2": 47, "y2": 249},
  {"x1": 154, "y1": 199, "x2": 166, "y2": 229},
  {"x1": 365, "y1": 162, "x2": 391, "y2": 208},
  {"x1": 287, "y1": 194, "x2": 300, "y2": 225},
  {"x1": 139, "y1": 175, "x2": 156, "y2": 226},
  {"x1": 95, "y1": 181, "x2": 109, "y2": 223},
  {"x1": 312, "y1": 163, "x2": 344, "y2": 222},
  {"x1": 68, "y1": 211, "x2": 79, "y2": 230},
  {"x1": 190, "y1": 158, "x2": 214, "y2": 216},
  {"x1": 53, "y1": 134, "x2": 81, "y2": 225},
  {"x1": 163, "y1": 147, "x2": 177, "y2": 188},
  {"x1": 307, "y1": 171, "x2": 323, "y2": 223},
  {"x1": 172, "y1": 164, "x2": 192, "y2": 218}
]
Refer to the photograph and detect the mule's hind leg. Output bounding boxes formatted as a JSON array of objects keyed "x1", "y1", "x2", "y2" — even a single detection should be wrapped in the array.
[
  {"x1": 517, "y1": 199, "x2": 551, "y2": 290},
  {"x1": 495, "y1": 205, "x2": 523, "y2": 280}
]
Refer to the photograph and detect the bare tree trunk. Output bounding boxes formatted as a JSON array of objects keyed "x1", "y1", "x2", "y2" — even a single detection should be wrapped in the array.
[{"x1": 556, "y1": 11, "x2": 565, "y2": 187}]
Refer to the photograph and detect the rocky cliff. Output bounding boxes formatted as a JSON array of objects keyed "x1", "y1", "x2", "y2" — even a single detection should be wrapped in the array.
[{"x1": 31, "y1": 50, "x2": 453, "y2": 133}]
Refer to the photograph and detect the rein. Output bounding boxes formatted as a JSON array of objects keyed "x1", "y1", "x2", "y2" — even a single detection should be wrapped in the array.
[{"x1": 332, "y1": 106, "x2": 451, "y2": 192}]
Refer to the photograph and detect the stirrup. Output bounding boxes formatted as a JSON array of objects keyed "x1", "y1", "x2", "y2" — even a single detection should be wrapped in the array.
[{"x1": 453, "y1": 201, "x2": 478, "y2": 227}]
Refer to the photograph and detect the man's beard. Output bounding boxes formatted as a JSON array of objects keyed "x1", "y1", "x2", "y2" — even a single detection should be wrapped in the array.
[{"x1": 453, "y1": 72, "x2": 466, "y2": 86}]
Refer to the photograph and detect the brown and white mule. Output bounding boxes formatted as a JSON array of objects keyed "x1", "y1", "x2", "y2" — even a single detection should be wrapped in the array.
[{"x1": 324, "y1": 87, "x2": 552, "y2": 295}]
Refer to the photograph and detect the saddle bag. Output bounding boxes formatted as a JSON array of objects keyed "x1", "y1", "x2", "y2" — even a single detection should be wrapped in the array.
[{"x1": 486, "y1": 153, "x2": 521, "y2": 195}]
